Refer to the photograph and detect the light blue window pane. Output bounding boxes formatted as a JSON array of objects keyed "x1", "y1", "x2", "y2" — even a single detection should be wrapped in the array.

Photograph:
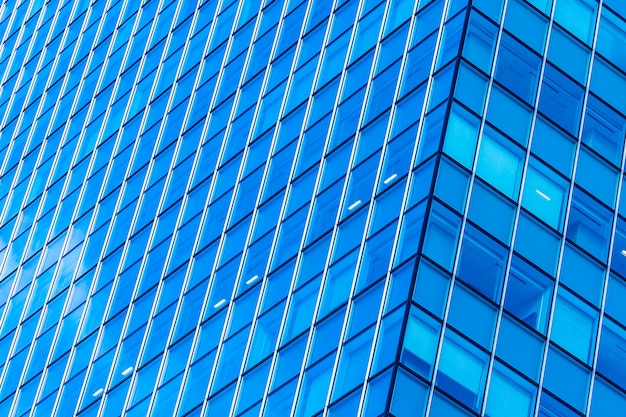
[
  {"x1": 531, "y1": 116, "x2": 576, "y2": 178},
  {"x1": 448, "y1": 282, "x2": 497, "y2": 349},
  {"x1": 521, "y1": 159, "x2": 568, "y2": 231},
  {"x1": 504, "y1": 0, "x2": 548, "y2": 52},
  {"x1": 560, "y1": 243, "x2": 605, "y2": 306},
  {"x1": 514, "y1": 212, "x2": 560, "y2": 276},
  {"x1": 442, "y1": 104, "x2": 480, "y2": 169},
  {"x1": 495, "y1": 33, "x2": 541, "y2": 103},
  {"x1": 591, "y1": 57, "x2": 626, "y2": 115},
  {"x1": 436, "y1": 330, "x2": 489, "y2": 412},
  {"x1": 414, "y1": 258, "x2": 450, "y2": 319},
  {"x1": 496, "y1": 313, "x2": 545, "y2": 381},
  {"x1": 422, "y1": 202, "x2": 461, "y2": 272},
  {"x1": 582, "y1": 95, "x2": 626, "y2": 167},
  {"x1": 551, "y1": 288, "x2": 598, "y2": 364},
  {"x1": 463, "y1": 12, "x2": 498, "y2": 74},
  {"x1": 390, "y1": 368, "x2": 428, "y2": 417},
  {"x1": 554, "y1": 0, "x2": 597, "y2": 44},
  {"x1": 476, "y1": 127, "x2": 524, "y2": 199},
  {"x1": 430, "y1": 390, "x2": 474, "y2": 416},
  {"x1": 590, "y1": 377, "x2": 626, "y2": 417},
  {"x1": 401, "y1": 306, "x2": 440, "y2": 379},
  {"x1": 472, "y1": 0, "x2": 505, "y2": 24},
  {"x1": 468, "y1": 179, "x2": 516, "y2": 244},
  {"x1": 457, "y1": 224, "x2": 508, "y2": 302},
  {"x1": 543, "y1": 345, "x2": 591, "y2": 412},
  {"x1": 454, "y1": 62, "x2": 488, "y2": 115},
  {"x1": 567, "y1": 188, "x2": 612, "y2": 262},
  {"x1": 597, "y1": 318, "x2": 626, "y2": 391},
  {"x1": 547, "y1": 26, "x2": 591, "y2": 85},
  {"x1": 605, "y1": 274, "x2": 626, "y2": 323},
  {"x1": 486, "y1": 362, "x2": 536, "y2": 417},
  {"x1": 597, "y1": 8, "x2": 626, "y2": 69},
  {"x1": 434, "y1": 157, "x2": 470, "y2": 214}
]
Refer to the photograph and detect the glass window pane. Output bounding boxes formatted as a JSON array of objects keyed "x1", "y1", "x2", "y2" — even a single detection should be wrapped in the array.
[
  {"x1": 521, "y1": 158, "x2": 568, "y2": 231},
  {"x1": 436, "y1": 330, "x2": 489, "y2": 412},
  {"x1": 550, "y1": 288, "x2": 598, "y2": 364},
  {"x1": 504, "y1": 256, "x2": 553, "y2": 334},
  {"x1": 486, "y1": 362, "x2": 536, "y2": 417},
  {"x1": 476, "y1": 127, "x2": 524, "y2": 199}
]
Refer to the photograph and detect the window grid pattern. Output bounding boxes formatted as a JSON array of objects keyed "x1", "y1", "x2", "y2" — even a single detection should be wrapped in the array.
[{"x1": 0, "y1": 0, "x2": 625, "y2": 416}]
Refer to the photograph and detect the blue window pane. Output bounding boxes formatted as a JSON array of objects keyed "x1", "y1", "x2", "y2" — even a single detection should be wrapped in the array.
[
  {"x1": 434, "y1": 157, "x2": 470, "y2": 214},
  {"x1": 560, "y1": 243, "x2": 605, "y2": 306},
  {"x1": 582, "y1": 95, "x2": 626, "y2": 167},
  {"x1": 591, "y1": 57, "x2": 626, "y2": 115},
  {"x1": 504, "y1": 256, "x2": 553, "y2": 334},
  {"x1": 567, "y1": 188, "x2": 612, "y2": 262},
  {"x1": 504, "y1": 0, "x2": 549, "y2": 52},
  {"x1": 521, "y1": 158, "x2": 569, "y2": 231},
  {"x1": 295, "y1": 355, "x2": 334, "y2": 416},
  {"x1": 538, "y1": 64, "x2": 584, "y2": 136},
  {"x1": 422, "y1": 202, "x2": 461, "y2": 271},
  {"x1": 430, "y1": 390, "x2": 475, "y2": 417},
  {"x1": 547, "y1": 26, "x2": 591, "y2": 85},
  {"x1": 457, "y1": 224, "x2": 508, "y2": 302},
  {"x1": 454, "y1": 62, "x2": 489, "y2": 114},
  {"x1": 551, "y1": 288, "x2": 598, "y2": 364},
  {"x1": 514, "y1": 212, "x2": 560, "y2": 276},
  {"x1": 495, "y1": 33, "x2": 542, "y2": 103},
  {"x1": 436, "y1": 330, "x2": 489, "y2": 412},
  {"x1": 442, "y1": 104, "x2": 480, "y2": 169},
  {"x1": 476, "y1": 127, "x2": 524, "y2": 199},
  {"x1": 543, "y1": 345, "x2": 591, "y2": 412},
  {"x1": 496, "y1": 313, "x2": 545, "y2": 381},
  {"x1": 486, "y1": 362, "x2": 536, "y2": 417},
  {"x1": 487, "y1": 85, "x2": 533, "y2": 146},
  {"x1": 605, "y1": 274, "x2": 626, "y2": 323},
  {"x1": 401, "y1": 306, "x2": 441, "y2": 379},
  {"x1": 554, "y1": 0, "x2": 597, "y2": 44},
  {"x1": 468, "y1": 179, "x2": 516, "y2": 244},
  {"x1": 414, "y1": 258, "x2": 450, "y2": 319},
  {"x1": 590, "y1": 377, "x2": 626, "y2": 417},
  {"x1": 331, "y1": 327, "x2": 374, "y2": 399},
  {"x1": 463, "y1": 12, "x2": 498, "y2": 74},
  {"x1": 448, "y1": 282, "x2": 497, "y2": 349},
  {"x1": 597, "y1": 7, "x2": 626, "y2": 69},
  {"x1": 390, "y1": 368, "x2": 428, "y2": 417},
  {"x1": 597, "y1": 318, "x2": 626, "y2": 391},
  {"x1": 531, "y1": 116, "x2": 576, "y2": 178},
  {"x1": 362, "y1": 369, "x2": 392, "y2": 417}
]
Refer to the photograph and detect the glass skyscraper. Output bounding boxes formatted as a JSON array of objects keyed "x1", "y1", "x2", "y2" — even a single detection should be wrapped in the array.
[{"x1": 0, "y1": 0, "x2": 625, "y2": 416}]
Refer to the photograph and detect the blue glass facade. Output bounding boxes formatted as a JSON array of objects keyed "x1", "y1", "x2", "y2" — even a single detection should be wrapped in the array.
[{"x1": 0, "y1": 0, "x2": 625, "y2": 416}]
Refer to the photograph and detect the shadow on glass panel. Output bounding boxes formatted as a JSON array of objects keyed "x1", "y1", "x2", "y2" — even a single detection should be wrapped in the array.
[
  {"x1": 504, "y1": 255, "x2": 553, "y2": 334},
  {"x1": 457, "y1": 224, "x2": 507, "y2": 302}
]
